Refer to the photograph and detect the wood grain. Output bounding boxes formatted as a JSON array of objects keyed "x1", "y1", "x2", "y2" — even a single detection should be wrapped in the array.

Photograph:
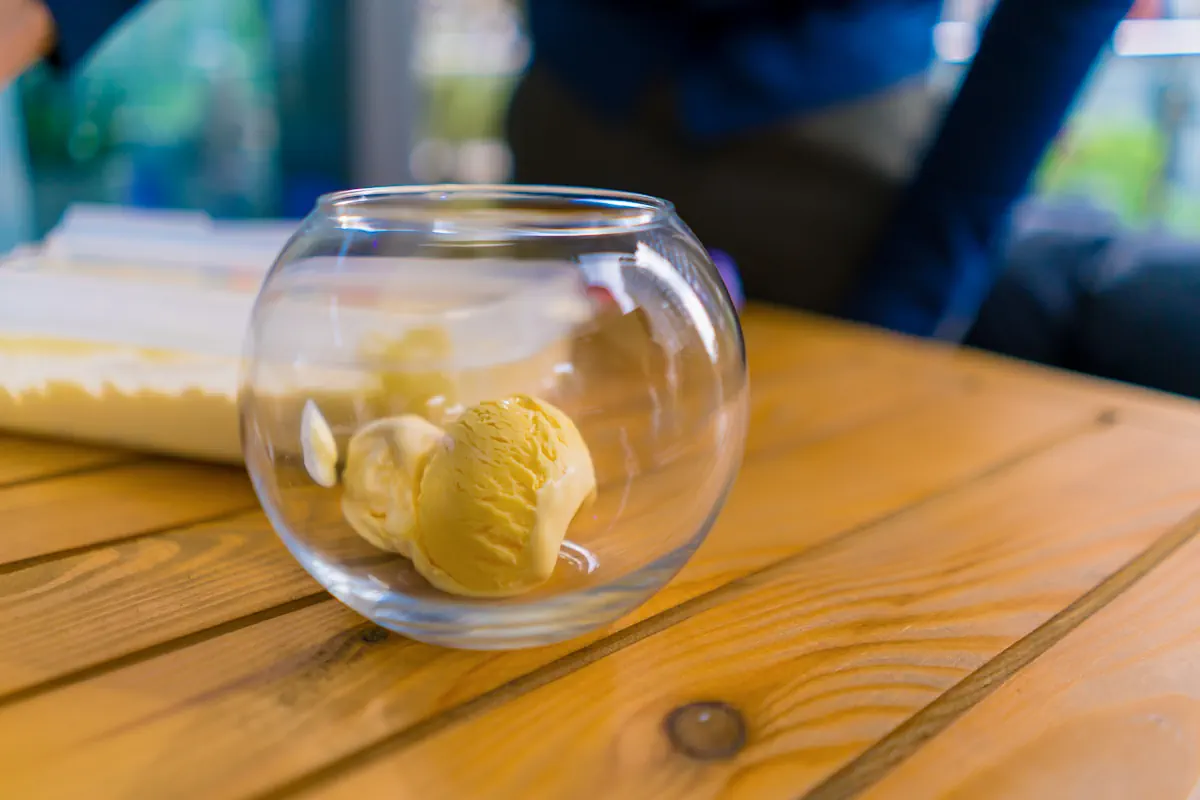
[
  {"x1": 0, "y1": 511, "x2": 318, "y2": 699},
  {"x1": 860, "y1": 514, "x2": 1200, "y2": 799},
  {"x1": 739, "y1": 309, "x2": 911, "y2": 379},
  {"x1": 301, "y1": 422, "x2": 1200, "y2": 800},
  {"x1": 1, "y1": 308, "x2": 1188, "y2": 800},
  {"x1": 558, "y1": 308, "x2": 969, "y2": 494},
  {"x1": 0, "y1": 435, "x2": 137, "y2": 487},
  {"x1": 0, "y1": 383, "x2": 1099, "y2": 800},
  {"x1": 0, "y1": 460, "x2": 257, "y2": 566},
  {"x1": 567, "y1": 339, "x2": 963, "y2": 526},
  {"x1": 748, "y1": 306, "x2": 1200, "y2": 438},
  {"x1": 633, "y1": 386, "x2": 1095, "y2": 613},
  {"x1": 804, "y1": 501, "x2": 1200, "y2": 800}
]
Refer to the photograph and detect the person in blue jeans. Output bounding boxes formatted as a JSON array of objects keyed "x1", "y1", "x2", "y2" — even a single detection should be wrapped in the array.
[{"x1": 10, "y1": 0, "x2": 1200, "y2": 397}]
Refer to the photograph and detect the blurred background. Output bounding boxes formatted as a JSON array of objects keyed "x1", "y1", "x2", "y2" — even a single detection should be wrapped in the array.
[{"x1": 3, "y1": 0, "x2": 1200, "y2": 252}]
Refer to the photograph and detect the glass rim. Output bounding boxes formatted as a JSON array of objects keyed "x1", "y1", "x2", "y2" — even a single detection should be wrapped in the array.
[{"x1": 315, "y1": 184, "x2": 674, "y2": 235}]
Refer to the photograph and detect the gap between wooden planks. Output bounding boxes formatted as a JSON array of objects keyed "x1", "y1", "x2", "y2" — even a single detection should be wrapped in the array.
[
  {"x1": 0, "y1": 309, "x2": 1161, "y2": 800},
  {"x1": 856, "y1": 508, "x2": 1200, "y2": 800},
  {"x1": 749, "y1": 305, "x2": 1200, "y2": 438},
  {"x1": 288, "y1": 419, "x2": 1200, "y2": 800},
  {"x1": 0, "y1": 309, "x2": 1185, "y2": 800},
  {"x1": 0, "y1": 435, "x2": 139, "y2": 488},
  {"x1": 0, "y1": 509, "x2": 320, "y2": 699},
  {"x1": 0, "y1": 459, "x2": 258, "y2": 567},
  {"x1": 0, "y1": 375, "x2": 1095, "y2": 794}
]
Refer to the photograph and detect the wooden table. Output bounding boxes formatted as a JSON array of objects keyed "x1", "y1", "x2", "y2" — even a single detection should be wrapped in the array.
[{"x1": 4, "y1": 307, "x2": 1200, "y2": 799}]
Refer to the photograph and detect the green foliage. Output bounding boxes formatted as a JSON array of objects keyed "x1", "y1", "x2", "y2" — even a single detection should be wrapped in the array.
[
  {"x1": 421, "y1": 73, "x2": 520, "y2": 142},
  {"x1": 1036, "y1": 120, "x2": 1166, "y2": 226}
]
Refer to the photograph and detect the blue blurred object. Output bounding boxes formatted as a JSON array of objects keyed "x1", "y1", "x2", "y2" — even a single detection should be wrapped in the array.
[
  {"x1": 969, "y1": 197, "x2": 1200, "y2": 401},
  {"x1": 527, "y1": 0, "x2": 940, "y2": 139},
  {"x1": 42, "y1": 0, "x2": 140, "y2": 69},
  {"x1": 0, "y1": 86, "x2": 34, "y2": 253},
  {"x1": 709, "y1": 248, "x2": 745, "y2": 311},
  {"x1": 843, "y1": 0, "x2": 1135, "y2": 340},
  {"x1": 18, "y1": 0, "x2": 355, "y2": 238}
]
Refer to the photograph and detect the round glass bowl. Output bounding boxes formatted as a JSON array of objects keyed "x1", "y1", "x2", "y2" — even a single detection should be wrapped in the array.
[{"x1": 240, "y1": 185, "x2": 748, "y2": 649}]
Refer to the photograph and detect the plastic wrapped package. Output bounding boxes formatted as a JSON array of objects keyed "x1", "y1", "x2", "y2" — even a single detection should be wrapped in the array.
[
  {"x1": 243, "y1": 257, "x2": 590, "y2": 465},
  {"x1": 0, "y1": 206, "x2": 288, "y2": 462},
  {"x1": 0, "y1": 268, "x2": 255, "y2": 462},
  {"x1": 0, "y1": 216, "x2": 590, "y2": 464}
]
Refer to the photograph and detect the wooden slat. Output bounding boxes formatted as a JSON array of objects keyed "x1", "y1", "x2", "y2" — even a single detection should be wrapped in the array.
[
  {"x1": 575, "y1": 344, "x2": 964, "y2": 505},
  {"x1": 738, "y1": 308, "x2": 918, "y2": 379},
  {"x1": 858, "y1": 515, "x2": 1200, "y2": 799},
  {"x1": 0, "y1": 334, "x2": 966, "y2": 706},
  {"x1": 567, "y1": 308, "x2": 968, "y2": 487},
  {"x1": 0, "y1": 380, "x2": 1097, "y2": 800},
  {"x1": 750, "y1": 306, "x2": 1200, "y2": 437},
  {"x1": 300, "y1": 421, "x2": 1200, "y2": 800},
  {"x1": 0, "y1": 511, "x2": 317, "y2": 699},
  {"x1": 744, "y1": 357, "x2": 953, "y2": 453},
  {"x1": 0, "y1": 460, "x2": 257, "y2": 566},
  {"x1": 0, "y1": 435, "x2": 136, "y2": 487},
  {"x1": 954, "y1": 343, "x2": 1200, "y2": 438},
  {"x1": 632, "y1": 387, "x2": 1094, "y2": 613}
]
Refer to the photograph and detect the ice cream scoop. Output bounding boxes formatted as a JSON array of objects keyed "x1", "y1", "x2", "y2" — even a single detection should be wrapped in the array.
[
  {"x1": 300, "y1": 400, "x2": 338, "y2": 488},
  {"x1": 341, "y1": 414, "x2": 446, "y2": 557},
  {"x1": 411, "y1": 394, "x2": 596, "y2": 597}
]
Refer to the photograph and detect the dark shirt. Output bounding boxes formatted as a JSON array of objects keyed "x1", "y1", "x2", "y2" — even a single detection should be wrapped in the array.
[
  {"x1": 530, "y1": 0, "x2": 1133, "y2": 337},
  {"x1": 527, "y1": 0, "x2": 941, "y2": 139}
]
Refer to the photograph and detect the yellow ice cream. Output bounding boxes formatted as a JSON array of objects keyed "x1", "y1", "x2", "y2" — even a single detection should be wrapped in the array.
[
  {"x1": 360, "y1": 325, "x2": 572, "y2": 427},
  {"x1": 300, "y1": 400, "x2": 339, "y2": 488},
  {"x1": 411, "y1": 395, "x2": 596, "y2": 597},
  {"x1": 361, "y1": 326, "x2": 458, "y2": 421},
  {"x1": 341, "y1": 414, "x2": 446, "y2": 557}
]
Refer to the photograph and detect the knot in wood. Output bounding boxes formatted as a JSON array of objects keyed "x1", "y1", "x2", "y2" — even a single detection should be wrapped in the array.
[
  {"x1": 665, "y1": 701, "x2": 747, "y2": 761},
  {"x1": 360, "y1": 626, "x2": 389, "y2": 643}
]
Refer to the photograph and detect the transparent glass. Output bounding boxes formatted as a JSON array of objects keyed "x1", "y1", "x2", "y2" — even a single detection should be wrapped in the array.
[{"x1": 240, "y1": 185, "x2": 748, "y2": 649}]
